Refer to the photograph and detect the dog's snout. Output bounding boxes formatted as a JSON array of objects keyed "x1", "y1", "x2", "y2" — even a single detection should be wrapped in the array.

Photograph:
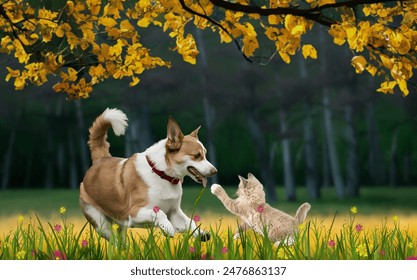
[{"x1": 210, "y1": 167, "x2": 218, "y2": 176}]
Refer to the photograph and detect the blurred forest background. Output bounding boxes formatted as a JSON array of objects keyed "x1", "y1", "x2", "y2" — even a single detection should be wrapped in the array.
[{"x1": 1, "y1": 24, "x2": 417, "y2": 203}]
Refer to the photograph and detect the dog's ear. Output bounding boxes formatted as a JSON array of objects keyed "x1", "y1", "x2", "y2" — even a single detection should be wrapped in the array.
[
  {"x1": 166, "y1": 116, "x2": 184, "y2": 151},
  {"x1": 190, "y1": 125, "x2": 201, "y2": 139}
]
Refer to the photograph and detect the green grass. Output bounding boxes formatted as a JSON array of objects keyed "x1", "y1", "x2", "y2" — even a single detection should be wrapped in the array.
[
  {"x1": 0, "y1": 187, "x2": 417, "y2": 260},
  {"x1": 1, "y1": 209, "x2": 416, "y2": 260},
  {"x1": 1, "y1": 186, "x2": 417, "y2": 260},
  {"x1": 1, "y1": 186, "x2": 417, "y2": 218}
]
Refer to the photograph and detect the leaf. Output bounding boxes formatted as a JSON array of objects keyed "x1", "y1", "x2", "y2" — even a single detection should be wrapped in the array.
[
  {"x1": 279, "y1": 51, "x2": 291, "y2": 63},
  {"x1": 351, "y1": 56, "x2": 367, "y2": 73},
  {"x1": 396, "y1": 77, "x2": 409, "y2": 96},
  {"x1": 380, "y1": 54, "x2": 394, "y2": 70},
  {"x1": 318, "y1": 0, "x2": 336, "y2": 6},
  {"x1": 302, "y1": 44, "x2": 317, "y2": 59},
  {"x1": 137, "y1": 17, "x2": 151, "y2": 28},
  {"x1": 377, "y1": 81, "x2": 396, "y2": 94},
  {"x1": 99, "y1": 17, "x2": 118, "y2": 28},
  {"x1": 5, "y1": 67, "x2": 20, "y2": 82},
  {"x1": 219, "y1": 29, "x2": 232, "y2": 43},
  {"x1": 268, "y1": 15, "x2": 281, "y2": 25},
  {"x1": 129, "y1": 76, "x2": 140, "y2": 86},
  {"x1": 366, "y1": 65, "x2": 377, "y2": 76}
]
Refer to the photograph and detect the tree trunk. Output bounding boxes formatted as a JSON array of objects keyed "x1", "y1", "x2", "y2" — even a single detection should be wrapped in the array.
[
  {"x1": 403, "y1": 155, "x2": 410, "y2": 185},
  {"x1": 123, "y1": 100, "x2": 153, "y2": 158},
  {"x1": 45, "y1": 134, "x2": 54, "y2": 189},
  {"x1": 195, "y1": 28, "x2": 218, "y2": 184},
  {"x1": 323, "y1": 90, "x2": 345, "y2": 199},
  {"x1": 303, "y1": 101, "x2": 320, "y2": 199},
  {"x1": 298, "y1": 54, "x2": 320, "y2": 199},
  {"x1": 75, "y1": 101, "x2": 90, "y2": 172},
  {"x1": 345, "y1": 103, "x2": 359, "y2": 197},
  {"x1": 247, "y1": 111, "x2": 277, "y2": 202},
  {"x1": 68, "y1": 130, "x2": 78, "y2": 189},
  {"x1": 1, "y1": 129, "x2": 16, "y2": 190},
  {"x1": 279, "y1": 110, "x2": 296, "y2": 201},
  {"x1": 389, "y1": 128, "x2": 399, "y2": 188},
  {"x1": 367, "y1": 101, "x2": 385, "y2": 185}
]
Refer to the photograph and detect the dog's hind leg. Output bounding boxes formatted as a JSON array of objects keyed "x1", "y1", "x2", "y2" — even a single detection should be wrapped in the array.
[{"x1": 80, "y1": 198, "x2": 113, "y2": 240}]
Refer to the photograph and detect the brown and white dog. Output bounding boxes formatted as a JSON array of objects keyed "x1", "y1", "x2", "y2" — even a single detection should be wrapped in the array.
[{"x1": 79, "y1": 108, "x2": 217, "y2": 241}]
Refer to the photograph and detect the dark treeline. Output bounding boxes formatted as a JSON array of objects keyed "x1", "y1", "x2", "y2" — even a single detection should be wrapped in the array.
[{"x1": 1, "y1": 25, "x2": 417, "y2": 202}]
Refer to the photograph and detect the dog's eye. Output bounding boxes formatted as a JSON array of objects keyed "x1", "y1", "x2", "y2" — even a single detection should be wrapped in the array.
[{"x1": 194, "y1": 153, "x2": 201, "y2": 159}]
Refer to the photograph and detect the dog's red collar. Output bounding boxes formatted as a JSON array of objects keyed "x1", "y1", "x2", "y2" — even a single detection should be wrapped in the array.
[{"x1": 146, "y1": 156, "x2": 181, "y2": 185}]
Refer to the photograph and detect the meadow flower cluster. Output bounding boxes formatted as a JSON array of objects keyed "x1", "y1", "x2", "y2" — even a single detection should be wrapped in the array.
[{"x1": 0, "y1": 206, "x2": 416, "y2": 260}]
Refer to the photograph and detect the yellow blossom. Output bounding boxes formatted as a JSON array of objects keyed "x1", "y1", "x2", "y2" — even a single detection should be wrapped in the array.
[
  {"x1": 16, "y1": 250, "x2": 26, "y2": 260},
  {"x1": 18, "y1": 215, "x2": 24, "y2": 223},
  {"x1": 277, "y1": 247, "x2": 294, "y2": 259},
  {"x1": 356, "y1": 243, "x2": 368, "y2": 257},
  {"x1": 350, "y1": 206, "x2": 358, "y2": 215},
  {"x1": 408, "y1": 242, "x2": 414, "y2": 249},
  {"x1": 112, "y1": 223, "x2": 119, "y2": 231},
  {"x1": 59, "y1": 207, "x2": 67, "y2": 214},
  {"x1": 392, "y1": 215, "x2": 398, "y2": 222}
]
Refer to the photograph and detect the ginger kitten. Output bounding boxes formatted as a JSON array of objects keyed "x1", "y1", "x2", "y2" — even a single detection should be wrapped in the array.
[{"x1": 211, "y1": 173, "x2": 311, "y2": 246}]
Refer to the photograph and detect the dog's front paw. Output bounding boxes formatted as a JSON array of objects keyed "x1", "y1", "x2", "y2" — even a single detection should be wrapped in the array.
[
  {"x1": 158, "y1": 222, "x2": 175, "y2": 238},
  {"x1": 200, "y1": 231, "x2": 211, "y2": 242},
  {"x1": 211, "y1": 184, "x2": 223, "y2": 196}
]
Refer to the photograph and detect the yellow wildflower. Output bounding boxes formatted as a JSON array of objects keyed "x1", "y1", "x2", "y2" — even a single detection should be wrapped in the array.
[
  {"x1": 16, "y1": 250, "x2": 26, "y2": 260},
  {"x1": 112, "y1": 223, "x2": 119, "y2": 231},
  {"x1": 59, "y1": 207, "x2": 67, "y2": 214},
  {"x1": 356, "y1": 243, "x2": 368, "y2": 257},
  {"x1": 277, "y1": 247, "x2": 294, "y2": 260},
  {"x1": 392, "y1": 215, "x2": 398, "y2": 222},
  {"x1": 408, "y1": 242, "x2": 414, "y2": 249},
  {"x1": 18, "y1": 215, "x2": 24, "y2": 223},
  {"x1": 350, "y1": 206, "x2": 358, "y2": 215}
]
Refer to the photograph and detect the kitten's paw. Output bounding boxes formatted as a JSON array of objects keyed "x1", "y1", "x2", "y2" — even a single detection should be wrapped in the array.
[
  {"x1": 233, "y1": 232, "x2": 241, "y2": 240},
  {"x1": 211, "y1": 184, "x2": 223, "y2": 195}
]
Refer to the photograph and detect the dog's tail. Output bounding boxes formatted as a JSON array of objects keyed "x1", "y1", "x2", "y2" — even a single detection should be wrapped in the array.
[
  {"x1": 88, "y1": 108, "x2": 128, "y2": 164},
  {"x1": 294, "y1": 202, "x2": 311, "y2": 225}
]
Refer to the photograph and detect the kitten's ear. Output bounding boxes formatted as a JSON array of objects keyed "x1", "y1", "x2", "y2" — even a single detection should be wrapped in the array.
[
  {"x1": 247, "y1": 173, "x2": 260, "y2": 183},
  {"x1": 238, "y1": 175, "x2": 248, "y2": 186}
]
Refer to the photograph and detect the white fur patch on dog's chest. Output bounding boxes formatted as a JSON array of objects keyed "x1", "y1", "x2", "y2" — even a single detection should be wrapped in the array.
[{"x1": 148, "y1": 184, "x2": 182, "y2": 210}]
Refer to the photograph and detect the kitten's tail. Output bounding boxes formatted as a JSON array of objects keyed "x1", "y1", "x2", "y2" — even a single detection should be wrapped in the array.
[{"x1": 294, "y1": 202, "x2": 311, "y2": 225}]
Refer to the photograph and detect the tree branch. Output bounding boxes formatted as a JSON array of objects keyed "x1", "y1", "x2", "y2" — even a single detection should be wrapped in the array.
[
  {"x1": 178, "y1": 0, "x2": 253, "y2": 62},
  {"x1": 209, "y1": 0, "x2": 401, "y2": 27}
]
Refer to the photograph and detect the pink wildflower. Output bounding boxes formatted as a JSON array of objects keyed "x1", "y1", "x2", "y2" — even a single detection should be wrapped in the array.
[
  {"x1": 406, "y1": 256, "x2": 417, "y2": 260},
  {"x1": 380, "y1": 249, "x2": 386, "y2": 257},
  {"x1": 193, "y1": 215, "x2": 201, "y2": 222},
  {"x1": 153, "y1": 206, "x2": 160, "y2": 213},
  {"x1": 81, "y1": 240, "x2": 88, "y2": 248},
  {"x1": 256, "y1": 205, "x2": 265, "y2": 213},
  {"x1": 355, "y1": 224, "x2": 363, "y2": 232},
  {"x1": 54, "y1": 224, "x2": 62, "y2": 232},
  {"x1": 189, "y1": 247, "x2": 196, "y2": 253},
  {"x1": 53, "y1": 250, "x2": 66, "y2": 260},
  {"x1": 328, "y1": 240, "x2": 335, "y2": 247},
  {"x1": 221, "y1": 247, "x2": 228, "y2": 254},
  {"x1": 201, "y1": 253, "x2": 207, "y2": 260}
]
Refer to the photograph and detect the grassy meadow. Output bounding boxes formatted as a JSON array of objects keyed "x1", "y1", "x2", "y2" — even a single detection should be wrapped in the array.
[{"x1": 1, "y1": 186, "x2": 417, "y2": 260}]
